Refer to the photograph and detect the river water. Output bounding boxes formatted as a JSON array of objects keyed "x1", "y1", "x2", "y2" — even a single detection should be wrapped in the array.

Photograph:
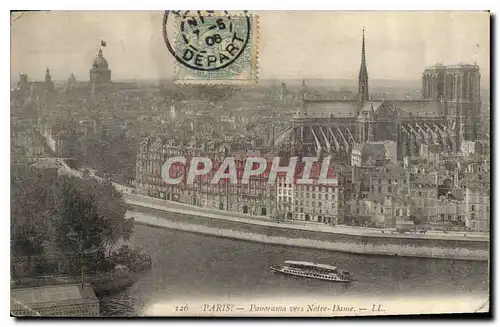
[{"x1": 99, "y1": 222, "x2": 489, "y2": 316}]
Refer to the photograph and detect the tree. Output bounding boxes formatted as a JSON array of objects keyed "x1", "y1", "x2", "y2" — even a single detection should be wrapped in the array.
[
  {"x1": 410, "y1": 207, "x2": 424, "y2": 226},
  {"x1": 53, "y1": 177, "x2": 133, "y2": 271},
  {"x1": 11, "y1": 167, "x2": 133, "y2": 273},
  {"x1": 11, "y1": 167, "x2": 58, "y2": 257},
  {"x1": 75, "y1": 130, "x2": 136, "y2": 181}
]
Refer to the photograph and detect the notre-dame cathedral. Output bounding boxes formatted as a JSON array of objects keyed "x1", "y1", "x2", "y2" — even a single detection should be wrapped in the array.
[{"x1": 276, "y1": 30, "x2": 481, "y2": 161}]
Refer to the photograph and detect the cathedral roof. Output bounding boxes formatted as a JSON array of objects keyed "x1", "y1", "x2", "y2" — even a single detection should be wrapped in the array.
[
  {"x1": 357, "y1": 101, "x2": 384, "y2": 119},
  {"x1": 390, "y1": 100, "x2": 443, "y2": 118},
  {"x1": 358, "y1": 101, "x2": 384, "y2": 113},
  {"x1": 302, "y1": 100, "x2": 358, "y2": 118}
]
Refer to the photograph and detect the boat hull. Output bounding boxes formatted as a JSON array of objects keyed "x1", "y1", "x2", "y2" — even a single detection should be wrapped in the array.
[{"x1": 270, "y1": 266, "x2": 351, "y2": 283}]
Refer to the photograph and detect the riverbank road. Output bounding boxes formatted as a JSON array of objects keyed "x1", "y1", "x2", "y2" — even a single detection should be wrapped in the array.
[
  {"x1": 52, "y1": 163, "x2": 489, "y2": 243},
  {"x1": 123, "y1": 193, "x2": 489, "y2": 242}
]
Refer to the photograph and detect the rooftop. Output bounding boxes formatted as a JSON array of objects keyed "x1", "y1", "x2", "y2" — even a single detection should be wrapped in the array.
[
  {"x1": 424, "y1": 63, "x2": 480, "y2": 71},
  {"x1": 11, "y1": 283, "x2": 97, "y2": 310},
  {"x1": 390, "y1": 100, "x2": 444, "y2": 118},
  {"x1": 300, "y1": 100, "x2": 359, "y2": 119},
  {"x1": 284, "y1": 260, "x2": 338, "y2": 271}
]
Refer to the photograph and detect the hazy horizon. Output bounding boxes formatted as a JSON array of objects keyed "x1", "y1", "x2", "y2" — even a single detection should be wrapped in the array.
[{"x1": 11, "y1": 11, "x2": 490, "y2": 84}]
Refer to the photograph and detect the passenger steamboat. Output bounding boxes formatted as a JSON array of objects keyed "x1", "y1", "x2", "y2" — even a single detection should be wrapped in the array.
[{"x1": 270, "y1": 261, "x2": 353, "y2": 283}]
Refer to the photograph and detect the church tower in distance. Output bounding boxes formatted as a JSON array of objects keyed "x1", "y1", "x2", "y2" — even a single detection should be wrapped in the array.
[{"x1": 358, "y1": 28, "x2": 369, "y2": 104}]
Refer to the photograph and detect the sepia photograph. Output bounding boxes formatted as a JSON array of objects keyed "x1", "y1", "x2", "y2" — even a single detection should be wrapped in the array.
[{"x1": 9, "y1": 10, "x2": 491, "y2": 317}]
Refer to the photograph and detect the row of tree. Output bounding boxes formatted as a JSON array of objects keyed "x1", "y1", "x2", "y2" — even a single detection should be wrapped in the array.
[
  {"x1": 11, "y1": 166, "x2": 133, "y2": 275},
  {"x1": 67, "y1": 129, "x2": 138, "y2": 184}
]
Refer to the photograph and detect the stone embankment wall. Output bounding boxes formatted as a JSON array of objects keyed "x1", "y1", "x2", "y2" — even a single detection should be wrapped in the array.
[{"x1": 128, "y1": 204, "x2": 489, "y2": 261}]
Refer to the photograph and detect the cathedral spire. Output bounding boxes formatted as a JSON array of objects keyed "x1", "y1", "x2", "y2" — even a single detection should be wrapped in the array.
[
  {"x1": 358, "y1": 28, "x2": 369, "y2": 103},
  {"x1": 45, "y1": 67, "x2": 51, "y2": 83},
  {"x1": 361, "y1": 28, "x2": 366, "y2": 66},
  {"x1": 300, "y1": 78, "x2": 308, "y2": 101}
]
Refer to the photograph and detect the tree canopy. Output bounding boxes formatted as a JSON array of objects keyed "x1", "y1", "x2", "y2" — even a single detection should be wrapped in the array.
[{"x1": 11, "y1": 167, "x2": 133, "y2": 268}]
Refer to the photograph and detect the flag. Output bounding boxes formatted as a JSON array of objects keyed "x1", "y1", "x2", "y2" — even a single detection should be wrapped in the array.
[{"x1": 101, "y1": 40, "x2": 107, "y2": 47}]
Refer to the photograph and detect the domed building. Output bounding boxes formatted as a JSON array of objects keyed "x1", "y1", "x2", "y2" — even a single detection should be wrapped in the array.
[
  {"x1": 49, "y1": 46, "x2": 137, "y2": 98},
  {"x1": 89, "y1": 48, "x2": 111, "y2": 84},
  {"x1": 67, "y1": 73, "x2": 76, "y2": 85}
]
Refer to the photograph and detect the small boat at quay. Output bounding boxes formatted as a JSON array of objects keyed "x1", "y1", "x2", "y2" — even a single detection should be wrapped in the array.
[{"x1": 270, "y1": 260, "x2": 354, "y2": 283}]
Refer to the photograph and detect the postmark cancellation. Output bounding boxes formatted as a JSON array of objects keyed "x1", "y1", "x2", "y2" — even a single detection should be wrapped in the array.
[{"x1": 162, "y1": 10, "x2": 259, "y2": 85}]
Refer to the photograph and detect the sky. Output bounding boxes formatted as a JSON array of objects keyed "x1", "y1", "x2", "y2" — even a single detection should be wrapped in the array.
[{"x1": 10, "y1": 11, "x2": 490, "y2": 83}]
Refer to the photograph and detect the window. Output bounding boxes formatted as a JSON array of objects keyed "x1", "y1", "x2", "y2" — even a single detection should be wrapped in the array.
[
  {"x1": 380, "y1": 207, "x2": 383, "y2": 213},
  {"x1": 471, "y1": 205, "x2": 475, "y2": 211},
  {"x1": 440, "y1": 213, "x2": 445, "y2": 221}
]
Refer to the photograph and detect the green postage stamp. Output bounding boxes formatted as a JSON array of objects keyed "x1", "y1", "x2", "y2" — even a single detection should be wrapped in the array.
[{"x1": 162, "y1": 10, "x2": 259, "y2": 85}]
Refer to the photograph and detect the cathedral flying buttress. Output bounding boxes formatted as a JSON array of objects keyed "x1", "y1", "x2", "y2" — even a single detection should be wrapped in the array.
[{"x1": 274, "y1": 29, "x2": 481, "y2": 163}]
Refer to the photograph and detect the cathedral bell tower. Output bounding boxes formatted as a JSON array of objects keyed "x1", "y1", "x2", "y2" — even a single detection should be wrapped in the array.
[{"x1": 358, "y1": 28, "x2": 369, "y2": 104}]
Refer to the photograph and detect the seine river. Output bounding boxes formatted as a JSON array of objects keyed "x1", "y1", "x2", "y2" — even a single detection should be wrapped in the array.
[{"x1": 99, "y1": 222, "x2": 489, "y2": 316}]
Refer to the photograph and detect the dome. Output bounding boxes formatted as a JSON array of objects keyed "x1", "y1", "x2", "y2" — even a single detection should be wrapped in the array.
[{"x1": 92, "y1": 49, "x2": 108, "y2": 70}]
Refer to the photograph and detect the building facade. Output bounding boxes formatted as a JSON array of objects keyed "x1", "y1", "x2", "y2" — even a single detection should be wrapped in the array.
[
  {"x1": 135, "y1": 136, "x2": 276, "y2": 217},
  {"x1": 276, "y1": 161, "x2": 343, "y2": 225},
  {"x1": 422, "y1": 64, "x2": 481, "y2": 142}
]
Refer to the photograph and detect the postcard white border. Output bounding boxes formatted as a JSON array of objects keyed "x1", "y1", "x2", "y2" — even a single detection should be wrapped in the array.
[{"x1": 2, "y1": 0, "x2": 496, "y2": 326}]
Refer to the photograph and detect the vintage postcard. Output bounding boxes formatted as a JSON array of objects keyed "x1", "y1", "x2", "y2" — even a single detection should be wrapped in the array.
[{"x1": 10, "y1": 10, "x2": 490, "y2": 317}]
